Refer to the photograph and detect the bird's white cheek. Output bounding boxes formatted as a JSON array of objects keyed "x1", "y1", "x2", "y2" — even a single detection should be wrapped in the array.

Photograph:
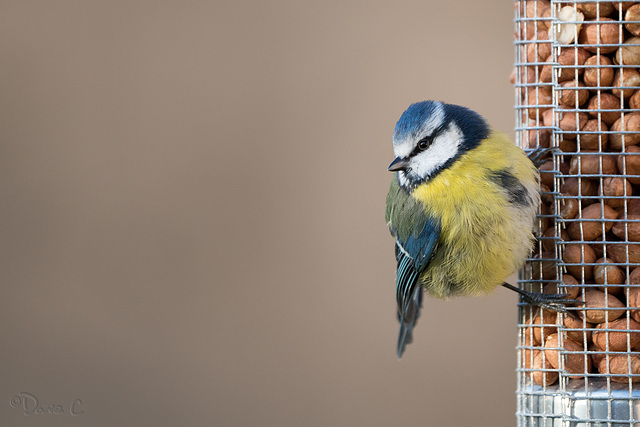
[{"x1": 411, "y1": 124, "x2": 462, "y2": 180}]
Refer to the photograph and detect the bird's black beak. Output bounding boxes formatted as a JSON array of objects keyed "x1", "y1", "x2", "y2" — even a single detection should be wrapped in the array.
[{"x1": 388, "y1": 156, "x2": 410, "y2": 172}]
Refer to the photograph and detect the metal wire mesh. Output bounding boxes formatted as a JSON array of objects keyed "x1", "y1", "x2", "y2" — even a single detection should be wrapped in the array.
[{"x1": 515, "y1": 1, "x2": 640, "y2": 425}]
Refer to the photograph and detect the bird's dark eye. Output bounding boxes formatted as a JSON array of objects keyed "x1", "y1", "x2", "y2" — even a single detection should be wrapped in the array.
[{"x1": 418, "y1": 138, "x2": 431, "y2": 150}]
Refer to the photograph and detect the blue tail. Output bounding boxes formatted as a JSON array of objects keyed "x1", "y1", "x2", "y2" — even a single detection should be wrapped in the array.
[{"x1": 397, "y1": 285, "x2": 423, "y2": 358}]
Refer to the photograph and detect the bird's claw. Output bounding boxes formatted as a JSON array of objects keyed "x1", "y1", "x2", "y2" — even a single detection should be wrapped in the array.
[
  {"x1": 520, "y1": 291, "x2": 583, "y2": 314},
  {"x1": 503, "y1": 283, "x2": 582, "y2": 314},
  {"x1": 527, "y1": 147, "x2": 560, "y2": 167}
]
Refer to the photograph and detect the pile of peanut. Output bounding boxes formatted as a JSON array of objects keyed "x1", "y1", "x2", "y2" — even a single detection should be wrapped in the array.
[{"x1": 516, "y1": 1, "x2": 640, "y2": 386}]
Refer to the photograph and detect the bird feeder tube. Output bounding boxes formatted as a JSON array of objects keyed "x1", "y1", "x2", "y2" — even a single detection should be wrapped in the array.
[{"x1": 515, "y1": 1, "x2": 640, "y2": 425}]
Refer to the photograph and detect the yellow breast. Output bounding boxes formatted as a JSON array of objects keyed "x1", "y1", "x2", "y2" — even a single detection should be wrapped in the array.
[{"x1": 410, "y1": 131, "x2": 539, "y2": 298}]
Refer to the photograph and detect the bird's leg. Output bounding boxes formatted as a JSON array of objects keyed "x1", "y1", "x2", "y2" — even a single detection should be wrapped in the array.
[
  {"x1": 502, "y1": 282, "x2": 583, "y2": 313},
  {"x1": 527, "y1": 147, "x2": 560, "y2": 168}
]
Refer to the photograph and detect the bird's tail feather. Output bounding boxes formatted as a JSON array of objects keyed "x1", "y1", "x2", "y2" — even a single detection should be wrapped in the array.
[{"x1": 397, "y1": 285, "x2": 423, "y2": 358}]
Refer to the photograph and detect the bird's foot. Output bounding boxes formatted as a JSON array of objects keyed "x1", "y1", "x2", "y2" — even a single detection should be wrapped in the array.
[
  {"x1": 527, "y1": 147, "x2": 560, "y2": 167},
  {"x1": 502, "y1": 283, "x2": 583, "y2": 313},
  {"x1": 520, "y1": 291, "x2": 583, "y2": 313}
]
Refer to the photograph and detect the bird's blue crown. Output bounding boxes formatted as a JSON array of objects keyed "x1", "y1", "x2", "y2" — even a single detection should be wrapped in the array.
[{"x1": 393, "y1": 101, "x2": 489, "y2": 152}]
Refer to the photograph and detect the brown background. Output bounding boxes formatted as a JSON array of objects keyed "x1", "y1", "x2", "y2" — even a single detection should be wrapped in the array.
[{"x1": 1, "y1": 1, "x2": 519, "y2": 426}]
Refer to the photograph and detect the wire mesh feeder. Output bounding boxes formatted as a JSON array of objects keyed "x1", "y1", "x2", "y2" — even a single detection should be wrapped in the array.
[{"x1": 515, "y1": 1, "x2": 640, "y2": 426}]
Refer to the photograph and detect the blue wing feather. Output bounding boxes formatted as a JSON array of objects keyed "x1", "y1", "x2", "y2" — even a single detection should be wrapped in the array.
[{"x1": 393, "y1": 216, "x2": 440, "y2": 358}]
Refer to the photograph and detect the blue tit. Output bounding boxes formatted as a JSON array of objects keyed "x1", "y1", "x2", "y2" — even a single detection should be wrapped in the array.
[{"x1": 386, "y1": 101, "x2": 569, "y2": 358}]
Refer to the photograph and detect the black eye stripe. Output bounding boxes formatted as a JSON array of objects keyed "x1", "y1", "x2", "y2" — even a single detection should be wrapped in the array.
[
  {"x1": 413, "y1": 123, "x2": 448, "y2": 155},
  {"x1": 411, "y1": 137, "x2": 431, "y2": 156},
  {"x1": 431, "y1": 122, "x2": 448, "y2": 138}
]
